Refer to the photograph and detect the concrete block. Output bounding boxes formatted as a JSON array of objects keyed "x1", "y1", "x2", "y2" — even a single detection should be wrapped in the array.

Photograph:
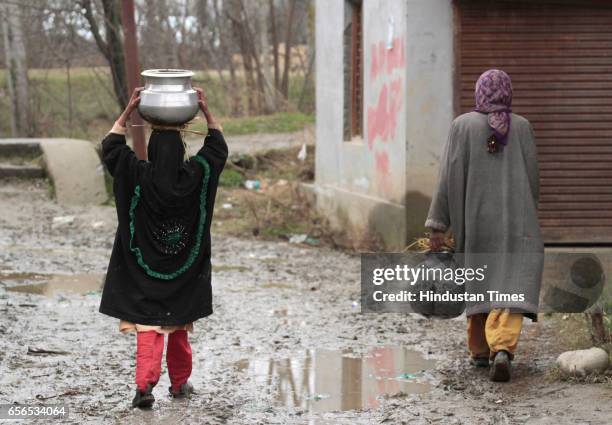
[
  {"x1": 314, "y1": 183, "x2": 408, "y2": 250},
  {"x1": 39, "y1": 139, "x2": 107, "y2": 205}
]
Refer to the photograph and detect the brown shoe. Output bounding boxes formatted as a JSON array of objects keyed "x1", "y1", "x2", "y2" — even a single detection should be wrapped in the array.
[
  {"x1": 470, "y1": 357, "x2": 490, "y2": 368},
  {"x1": 490, "y1": 351, "x2": 511, "y2": 382}
]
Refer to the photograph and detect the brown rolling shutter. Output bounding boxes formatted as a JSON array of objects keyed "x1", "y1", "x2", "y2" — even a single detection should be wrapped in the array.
[{"x1": 458, "y1": 0, "x2": 612, "y2": 244}]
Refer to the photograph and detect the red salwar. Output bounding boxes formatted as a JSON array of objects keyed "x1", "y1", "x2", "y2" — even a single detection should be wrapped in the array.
[{"x1": 135, "y1": 330, "x2": 192, "y2": 392}]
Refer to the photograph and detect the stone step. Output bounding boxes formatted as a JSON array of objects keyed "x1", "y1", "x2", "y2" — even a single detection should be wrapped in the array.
[
  {"x1": 0, "y1": 139, "x2": 41, "y2": 160},
  {"x1": 0, "y1": 163, "x2": 45, "y2": 179}
]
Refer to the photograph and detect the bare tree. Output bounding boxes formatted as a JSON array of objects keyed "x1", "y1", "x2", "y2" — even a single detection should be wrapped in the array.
[
  {"x1": 139, "y1": 0, "x2": 180, "y2": 69},
  {"x1": 269, "y1": 0, "x2": 280, "y2": 91},
  {"x1": 1, "y1": 0, "x2": 31, "y2": 136},
  {"x1": 214, "y1": 0, "x2": 243, "y2": 116},
  {"x1": 255, "y1": 1, "x2": 278, "y2": 111},
  {"x1": 297, "y1": 0, "x2": 314, "y2": 112},
  {"x1": 80, "y1": 0, "x2": 128, "y2": 109},
  {"x1": 241, "y1": 0, "x2": 276, "y2": 113},
  {"x1": 279, "y1": 0, "x2": 296, "y2": 100},
  {"x1": 0, "y1": 0, "x2": 315, "y2": 131},
  {"x1": 227, "y1": 0, "x2": 260, "y2": 114}
]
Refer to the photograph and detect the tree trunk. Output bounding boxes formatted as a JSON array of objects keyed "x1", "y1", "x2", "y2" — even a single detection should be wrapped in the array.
[
  {"x1": 66, "y1": 60, "x2": 73, "y2": 137},
  {"x1": 269, "y1": 0, "x2": 280, "y2": 91},
  {"x1": 228, "y1": 0, "x2": 259, "y2": 114},
  {"x1": 257, "y1": 1, "x2": 277, "y2": 112},
  {"x1": 297, "y1": 1, "x2": 315, "y2": 112},
  {"x1": 241, "y1": 48, "x2": 257, "y2": 115},
  {"x1": 1, "y1": 1, "x2": 31, "y2": 137},
  {"x1": 297, "y1": 49, "x2": 315, "y2": 112},
  {"x1": 157, "y1": 0, "x2": 179, "y2": 68},
  {"x1": 81, "y1": 0, "x2": 128, "y2": 109},
  {"x1": 211, "y1": 0, "x2": 242, "y2": 116},
  {"x1": 280, "y1": 0, "x2": 297, "y2": 100},
  {"x1": 102, "y1": 0, "x2": 128, "y2": 109},
  {"x1": 176, "y1": 0, "x2": 190, "y2": 68},
  {"x1": 240, "y1": 0, "x2": 271, "y2": 113}
]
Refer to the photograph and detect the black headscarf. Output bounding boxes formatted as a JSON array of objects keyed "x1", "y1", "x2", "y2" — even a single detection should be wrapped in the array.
[
  {"x1": 143, "y1": 130, "x2": 202, "y2": 207},
  {"x1": 130, "y1": 130, "x2": 210, "y2": 279}
]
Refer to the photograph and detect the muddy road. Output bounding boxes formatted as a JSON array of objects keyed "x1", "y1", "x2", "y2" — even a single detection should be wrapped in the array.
[{"x1": 0, "y1": 179, "x2": 610, "y2": 424}]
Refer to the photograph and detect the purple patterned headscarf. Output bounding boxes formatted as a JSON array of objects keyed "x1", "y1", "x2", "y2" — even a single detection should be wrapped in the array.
[{"x1": 474, "y1": 69, "x2": 513, "y2": 144}]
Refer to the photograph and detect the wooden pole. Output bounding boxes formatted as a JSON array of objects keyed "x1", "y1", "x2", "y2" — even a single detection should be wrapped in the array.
[{"x1": 120, "y1": 0, "x2": 146, "y2": 159}]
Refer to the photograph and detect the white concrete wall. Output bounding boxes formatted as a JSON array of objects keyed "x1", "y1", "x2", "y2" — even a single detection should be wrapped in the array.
[
  {"x1": 314, "y1": 0, "x2": 455, "y2": 247},
  {"x1": 315, "y1": 0, "x2": 345, "y2": 187},
  {"x1": 315, "y1": 0, "x2": 408, "y2": 203},
  {"x1": 403, "y1": 0, "x2": 455, "y2": 236},
  {"x1": 404, "y1": 0, "x2": 455, "y2": 202}
]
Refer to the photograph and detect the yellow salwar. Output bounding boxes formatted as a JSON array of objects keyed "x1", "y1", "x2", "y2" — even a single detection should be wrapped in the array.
[{"x1": 467, "y1": 308, "x2": 523, "y2": 360}]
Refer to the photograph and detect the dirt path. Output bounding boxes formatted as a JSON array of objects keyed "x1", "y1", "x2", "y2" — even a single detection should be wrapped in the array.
[{"x1": 0, "y1": 179, "x2": 610, "y2": 424}]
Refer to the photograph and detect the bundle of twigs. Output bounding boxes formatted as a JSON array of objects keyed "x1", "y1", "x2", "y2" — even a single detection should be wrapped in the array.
[{"x1": 404, "y1": 234, "x2": 455, "y2": 253}]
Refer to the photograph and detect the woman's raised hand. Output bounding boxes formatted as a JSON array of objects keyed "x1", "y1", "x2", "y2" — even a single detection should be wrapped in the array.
[
  {"x1": 193, "y1": 86, "x2": 221, "y2": 130},
  {"x1": 126, "y1": 87, "x2": 144, "y2": 113},
  {"x1": 117, "y1": 87, "x2": 144, "y2": 127},
  {"x1": 193, "y1": 86, "x2": 208, "y2": 113}
]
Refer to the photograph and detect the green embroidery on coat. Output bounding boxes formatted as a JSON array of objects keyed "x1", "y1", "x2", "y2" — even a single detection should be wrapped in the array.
[
  {"x1": 165, "y1": 232, "x2": 182, "y2": 245},
  {"x1": 128, "y1": 155, "x2": 211, "y2": 280}
]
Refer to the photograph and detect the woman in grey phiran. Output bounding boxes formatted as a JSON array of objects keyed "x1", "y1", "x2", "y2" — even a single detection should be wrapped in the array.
[{"x1": 425, "y1": 69, "x2": 544, "y2": 382}]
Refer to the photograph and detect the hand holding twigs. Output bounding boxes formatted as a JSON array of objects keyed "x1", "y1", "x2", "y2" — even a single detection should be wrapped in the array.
[
  {"x1": 428, "y1": 230, "x2": 445, "y2": 252},
  {"x1": 117, "y1": 87, "x2": 144, "y2": 127}
]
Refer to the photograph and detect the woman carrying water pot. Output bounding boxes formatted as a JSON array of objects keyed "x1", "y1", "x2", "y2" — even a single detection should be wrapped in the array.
[{"x1": 99, "y1": 85, "x2": 228, "y2": 407}]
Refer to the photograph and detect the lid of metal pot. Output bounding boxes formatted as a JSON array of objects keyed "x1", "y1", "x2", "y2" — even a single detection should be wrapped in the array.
[{"x1": 141, "y1": 69, "x2": 194, "y2": 78}]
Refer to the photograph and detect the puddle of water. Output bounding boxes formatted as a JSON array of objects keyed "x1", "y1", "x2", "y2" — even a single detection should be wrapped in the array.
[
  {"x1": 1, "y1": 272, "x2": 104, "y2": 296},
  {"x1": 236, "y1": 346, "x2": 435, "y2": 412}
]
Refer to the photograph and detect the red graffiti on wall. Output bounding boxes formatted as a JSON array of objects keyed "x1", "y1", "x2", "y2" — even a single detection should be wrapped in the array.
[
  {"x1": 374, "y1": 150, "x2": 391, "y2": 193},
  {"x1": 366, "y1": 35, "x2": 406, "y2": 196},
  {"x1": 367, "y1": 77, "x2": 403, "y2": 149},
  {"x1": 370, "y1": 37, "x2": 406, "y2": 82}
]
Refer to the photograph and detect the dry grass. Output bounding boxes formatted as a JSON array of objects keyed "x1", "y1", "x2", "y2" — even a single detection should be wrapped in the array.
[
  {"x1": 546, "y1": 363, "x2": 612, "y2": 385},
  {"x1": 212, "y1": 145, "x2": 379, "y2": 251},
  {"x1": 213, "y1": 146, "x2": 328, "y2": 243}
]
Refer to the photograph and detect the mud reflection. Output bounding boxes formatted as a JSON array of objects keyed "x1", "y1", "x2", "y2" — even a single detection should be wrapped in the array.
[
  {"x1": 236, "y1": 346, "x2": 435, "y2": 412},
  {"x1": 1, "y1": 272, "x2": 103, "y2": 296}
]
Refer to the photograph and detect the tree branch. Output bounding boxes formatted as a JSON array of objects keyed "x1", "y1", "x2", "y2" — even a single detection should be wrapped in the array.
[{"x1": 79, "y1": 0, "x2": 109, "y2": 59}]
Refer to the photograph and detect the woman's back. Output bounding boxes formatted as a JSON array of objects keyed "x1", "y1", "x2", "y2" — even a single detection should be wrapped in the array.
[{"x1": 446, "y1": 111, "x2": 542, "y2": 253}]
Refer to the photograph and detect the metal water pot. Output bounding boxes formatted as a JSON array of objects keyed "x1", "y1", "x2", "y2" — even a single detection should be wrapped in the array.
[{"x1": 138, "y1": 69, "x2": 199, "y2": 126}]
